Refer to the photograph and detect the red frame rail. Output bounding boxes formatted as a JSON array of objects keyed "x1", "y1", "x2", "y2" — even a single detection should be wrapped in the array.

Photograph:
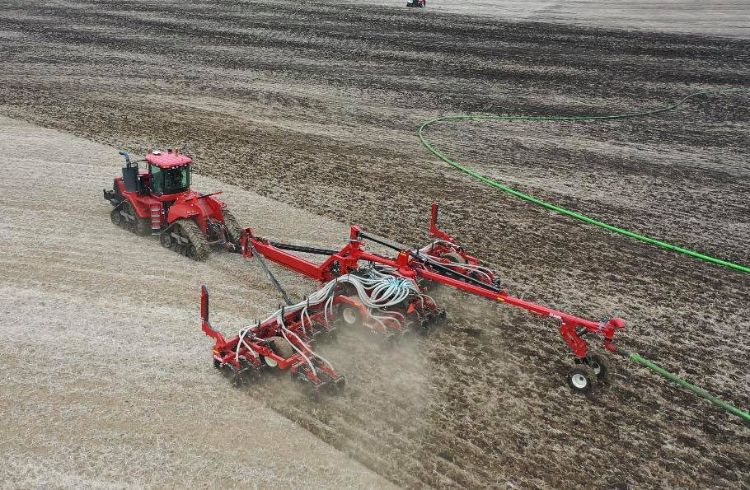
[{"x1": 237, "y1": 203, "x2": 625, "y2": 360}]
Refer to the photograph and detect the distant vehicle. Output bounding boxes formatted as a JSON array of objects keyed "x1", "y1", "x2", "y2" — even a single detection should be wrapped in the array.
[{"x1": 407, "y1": 0, "x2": 426, "y2": 7}]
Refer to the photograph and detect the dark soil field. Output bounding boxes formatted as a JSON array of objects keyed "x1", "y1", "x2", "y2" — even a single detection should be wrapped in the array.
[{"x1": 1, "y1": 0, "x2": 748, "y2": 487}]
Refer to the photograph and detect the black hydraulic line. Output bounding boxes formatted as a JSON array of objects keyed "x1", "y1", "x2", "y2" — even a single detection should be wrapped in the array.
[
  {"x1": 410, "y1": 251, "x2": 502, "y2": 293},
  {"x1": 195, "y1": 191, "x2": 222, "y2": 201},
  {"x1": 359, "y1": 231, "x2": 500, "y2": 292},
  {"x1": 358, "y1": 231, "x2": 409, "y2": 253},
  {"x1": 248, "y1": 242, "x2": 294, "y2": 306},
  {"x1": 269, "y1": 241, "x2": 339, "y2": 256}
]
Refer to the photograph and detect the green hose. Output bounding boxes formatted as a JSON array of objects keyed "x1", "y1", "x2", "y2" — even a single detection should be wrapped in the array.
[
  {"x1": 418, "y1": 89, "x2": 749, "y2": 274},
  {"x1": 626, "y1": 351, "x2": 750, "y2": 422}
]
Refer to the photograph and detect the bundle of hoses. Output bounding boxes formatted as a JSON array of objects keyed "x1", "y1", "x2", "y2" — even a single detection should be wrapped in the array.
[
  {"x1": 418, "y1": 88, "x2": 750, "y2": 422},
  {"x1": 236, "y1": 270, "x2": 419, "y2": 376}
]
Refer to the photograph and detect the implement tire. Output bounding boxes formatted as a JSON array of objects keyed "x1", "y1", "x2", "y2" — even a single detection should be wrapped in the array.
[{"x1": 567, "y1": 365, "x2": 597, "y2": 395}]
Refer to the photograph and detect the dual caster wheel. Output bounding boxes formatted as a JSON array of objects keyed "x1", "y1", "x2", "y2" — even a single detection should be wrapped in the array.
[{"x1": 566, "y1": 354, "x2": 609, "y2": 394}]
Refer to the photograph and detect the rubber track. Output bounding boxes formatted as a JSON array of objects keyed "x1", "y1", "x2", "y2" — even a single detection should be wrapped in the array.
[
  {"x1": 178, "y1": 219, "x2": 210, "y2": 261},
  {"x1": 223, "y1": 210, "x2": 244, "y2": 243},
  {"x1": 418, "y1": 89, "x2": 749, "y2": 274}
]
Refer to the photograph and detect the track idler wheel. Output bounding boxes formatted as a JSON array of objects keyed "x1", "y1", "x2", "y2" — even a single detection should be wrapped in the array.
[
  {"x1": 566, "y1": 364, "x2": 597, "y2": 394},
  {"x1": 159, "y1": 230, "x2": 173, "y2": 249},
  {"x1": 110, "y1": 207, "x2": 123, "y2": 226}
]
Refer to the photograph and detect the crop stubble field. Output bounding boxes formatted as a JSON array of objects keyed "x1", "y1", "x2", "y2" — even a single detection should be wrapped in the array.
[{"x1": 0, "y1": 0, "x2": 748, "y2": 487}]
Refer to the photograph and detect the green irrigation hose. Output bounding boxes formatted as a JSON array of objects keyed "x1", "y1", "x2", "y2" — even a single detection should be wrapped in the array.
[
  {"x1": 625, "y1": 351, "x2": 750, "y2": 422},
  {"x1": 417, "y1": 89, "x2": 749, "y2": 274},
  {"x1": 419, "y1": 90, "x2": 750, "y2": 420}
]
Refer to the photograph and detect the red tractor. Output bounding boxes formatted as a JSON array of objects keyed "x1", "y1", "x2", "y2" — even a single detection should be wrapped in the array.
[{"x1": 103, "y1": 149, "x2": 242, "y2": 260}]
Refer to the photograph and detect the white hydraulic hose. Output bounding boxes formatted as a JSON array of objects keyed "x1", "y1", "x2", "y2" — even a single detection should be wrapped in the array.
[{"x1": 233, "y1": 270, "x2": 419, "y2": 375}]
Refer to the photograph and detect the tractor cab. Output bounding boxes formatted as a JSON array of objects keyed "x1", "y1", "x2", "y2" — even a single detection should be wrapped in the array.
[{"x1": 146, "y1": 149, "x2": 192, "y2": 196}]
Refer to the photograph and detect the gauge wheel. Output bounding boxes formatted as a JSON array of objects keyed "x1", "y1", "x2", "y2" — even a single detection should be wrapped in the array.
[{"x1": 567, "y1": 365, "x2": 597, "y2": 394}]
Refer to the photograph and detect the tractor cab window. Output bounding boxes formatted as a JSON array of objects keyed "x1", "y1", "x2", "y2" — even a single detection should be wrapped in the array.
[{"x1": 150, "y1": 165, "x2": 191, "y2": 195}]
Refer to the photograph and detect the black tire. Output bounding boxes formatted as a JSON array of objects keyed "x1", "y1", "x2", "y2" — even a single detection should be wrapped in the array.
[
  {"x1": 567, "y1": 365, "x2": 597, "y2": 394},
  {"x1": 175, "y1": 219, "x2": 210, "y2": 261},
  {"x1": 268, "y1": 336, "x2": 295, "y2": 359},
  {"x1": 222, "y1": 210, "x2": 243, "y2": 243},
  {"x1": 585, "y1": 354, "x2": 609, "y2": 381}
]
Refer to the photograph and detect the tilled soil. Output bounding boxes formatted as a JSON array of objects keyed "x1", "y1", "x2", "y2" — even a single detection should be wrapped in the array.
[
  {"x1": 0, "y1": 1, "x2": 748, "y2": 488},
  {"x1": 0, "y1": 116, "x2": 393, "y2": 488}
]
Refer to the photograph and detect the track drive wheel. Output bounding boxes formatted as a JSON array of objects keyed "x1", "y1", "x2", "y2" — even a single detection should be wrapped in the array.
[
  {"x1": 567, "y1": 365, "x2": 597, "y2": 394},
  {"x1": 159, "y1": 230, "x2": 173, "y2": 249},
  {"x1": 110, "y1": 207, "x2": 123, "y2": 226},
  {"x1": 222, "y1": 210, "x2": 243, "y2": 243},
  {"x1": 175, "y1": 219, "x2": 210, "y2": 261}
]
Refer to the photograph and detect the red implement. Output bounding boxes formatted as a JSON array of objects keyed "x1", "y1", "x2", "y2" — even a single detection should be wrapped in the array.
[{"x1": 203, "y1": 203, "x2": 624, "y2": 395}]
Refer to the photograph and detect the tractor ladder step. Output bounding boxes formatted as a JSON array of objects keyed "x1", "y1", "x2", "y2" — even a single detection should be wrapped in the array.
[{"x1": 149, "y1": 204, "x2": 162, "y2": 230}]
